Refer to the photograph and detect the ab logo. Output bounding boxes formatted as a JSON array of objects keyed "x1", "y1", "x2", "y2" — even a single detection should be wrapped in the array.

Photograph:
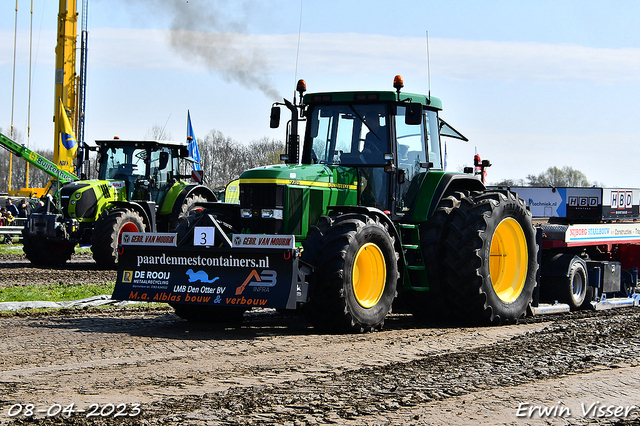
[
  {"x1": 236, "y1": 270, "x2": 260, "y2": 295},
  {"x1": 235, "y1": 270, "x2": 278, "y2": 295}
]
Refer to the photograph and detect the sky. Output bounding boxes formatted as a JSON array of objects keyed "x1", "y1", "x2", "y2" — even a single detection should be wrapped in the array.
[{"x1": 2, "y1": 0, "x2": 640, "y2": 187}]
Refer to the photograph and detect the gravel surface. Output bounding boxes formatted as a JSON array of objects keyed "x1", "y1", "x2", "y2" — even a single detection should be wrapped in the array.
[{"x1": 0, "y1": 250, "x2": 639, "y2": 425}]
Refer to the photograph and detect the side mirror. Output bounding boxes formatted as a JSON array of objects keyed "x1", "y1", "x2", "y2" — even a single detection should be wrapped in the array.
[
  {"x1": 159, "y1": 151, "x2": 169, "y2": 170},
  {"x1": 270, "y1": 106, "x2": 281, "y2": 128},
  {"x1": 405, "y1": 103, "x2": 422, "y2": 125}
]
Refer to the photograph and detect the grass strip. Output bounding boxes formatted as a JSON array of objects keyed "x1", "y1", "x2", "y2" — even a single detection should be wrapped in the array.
[{"x1": 0, "y1": 282, "x2": 115, "y2": 303}]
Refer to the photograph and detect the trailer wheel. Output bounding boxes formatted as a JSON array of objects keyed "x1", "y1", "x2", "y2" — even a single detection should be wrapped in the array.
[
  {"x1": 442, "y1": 190, "x2": 538, "y2": 324},
  {"x1": 541, "y1": 254, "x2": 589, "y2": 310},
  {"x1": 542, "y1": 255, "x2": 589, "y2": 310},
  {"x1": 91, "y1": 208, "x2": 146, "y2": 269},
  {"x1": 22, "y1": 235, "x2": 75, "y2": 266},
  {"x1": 565, "y1": 259, "x2": 588, "y2": 309},
  {"x1": 302, "y1": 213, "x2": 399, "y2": 333}
]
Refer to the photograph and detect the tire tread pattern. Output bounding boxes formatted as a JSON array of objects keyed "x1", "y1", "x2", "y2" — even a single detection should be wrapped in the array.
[
  {"x1": 302, "y1": 213, "x2": 399, "y2": 333},
  {"x1": 91, "y1": 208, "x2": 146, "y2": 268},
  {"x1": 441, "y1": 190, "x2": 539, "y2": 325}
]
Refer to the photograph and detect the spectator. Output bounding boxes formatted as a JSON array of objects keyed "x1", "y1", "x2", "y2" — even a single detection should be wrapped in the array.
[
  {"x1": 18, "y1": 199, "x2": 31, "y2": 218},
  {"x1": 5, "y1": 199, "x2": 19, "y2": 217},
  {"x1": 0, "y1": 207, "x2": 14, "y2": 226}
]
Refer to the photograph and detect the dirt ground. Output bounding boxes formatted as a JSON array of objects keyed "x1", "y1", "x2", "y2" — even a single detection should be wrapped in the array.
[{"x1": 1, "y1": 250, "x2": 639, "y2": 426}]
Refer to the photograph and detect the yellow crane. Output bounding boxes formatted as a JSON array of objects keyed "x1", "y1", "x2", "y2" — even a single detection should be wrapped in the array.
[
  {"x1": 53, "y1": 0, "x2": 78, "y2": 174},
  {"x1": 8, "y1": 0, "x2": 81, "y2": 198}
]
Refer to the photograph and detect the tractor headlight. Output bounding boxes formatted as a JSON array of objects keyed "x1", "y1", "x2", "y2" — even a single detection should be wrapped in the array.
[
  {"x1": 261, "y1": 208, "x2": 283, "y2": 219},
  {"x1": 240, "y1": 209, "x2": 253, "y2": 218}
]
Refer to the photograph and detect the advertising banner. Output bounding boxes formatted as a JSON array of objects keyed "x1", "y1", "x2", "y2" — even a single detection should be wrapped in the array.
[
  {"x1": 602, "y1": 189, "x2": 640, "y2": 220},
  {"x1": 510, "y1": 187, "x2": 601, "y2": 219},
  {"x1": 499, "y1": 187, "x2": 640, "y2": 221},
  {"x1": 113, "y1": 245, "x2": 299, "y2": 309},
  {"x1": 564, "y1": 223, "x2": 640, "y2": 245}
]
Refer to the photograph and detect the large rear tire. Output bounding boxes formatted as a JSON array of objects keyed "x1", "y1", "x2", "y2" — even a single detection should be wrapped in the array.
[
  {"x1": 171, "y1": 194, "x2": 211, "y2": 230},
  {"x1": 22, "y1": 235, "x2": 75, "y2": 266},
  {"x1": 442, "y1": 190, "x2": 538, "y2": 324},
  {"x1": 91, "y1": 208, "x2": 146, "y2": 269},
  {"x1": 302, "y1": 213, "x2": 399, "y2": 333}
]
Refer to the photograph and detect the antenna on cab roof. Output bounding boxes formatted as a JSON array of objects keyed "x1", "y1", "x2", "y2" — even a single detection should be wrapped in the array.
[
  {"x1": 426, "y1": 30, "x2": 431, "y2": 104},
  {"x1": 293, "y1": 0, "x2": 303, "y2": 101}
]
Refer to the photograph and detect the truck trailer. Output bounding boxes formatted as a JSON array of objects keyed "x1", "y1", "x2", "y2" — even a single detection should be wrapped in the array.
[
  {"x1": 492, "y1": 186, "x2": 640, "y2": 314},
  {"x1": 112, "y1": 77, "x2": 639, "y2": 332}
]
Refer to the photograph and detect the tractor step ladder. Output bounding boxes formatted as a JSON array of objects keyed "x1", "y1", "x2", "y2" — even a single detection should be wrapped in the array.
[{"x1": 396, "y1": 223, "x2": 429, "y2": 289}]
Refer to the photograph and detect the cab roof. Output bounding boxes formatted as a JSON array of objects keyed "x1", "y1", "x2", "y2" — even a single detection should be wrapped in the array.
[
  {"x1": 303, "y1": 91, "x2": 443, "y2": 110},
  {"x1": 94, "y1": 139, "x2": 189, "y2": 148}
]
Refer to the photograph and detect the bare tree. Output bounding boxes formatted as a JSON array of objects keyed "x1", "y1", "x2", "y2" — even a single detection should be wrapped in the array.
[
  {"x1": 199, "y1": 130, "x2": 245, "y2": 189},
  {"x1": 526, "y1": 166, "x2": 591, "y2": 187},
  {"x1": 492, "y1": 178, "x2": 527, "y2": 187},
  {"x1": 491, "y1": 166, "x2": 594, "y2": 187},
  {"x1": 144, "y1": 124, "x2": 173, "y2": 141},
  {"x1": 196, "y1": 130, "x2": 283, "y2": 189},
  {"x1": 247, "y1": 137, "x2": 285, "y2": 169}
]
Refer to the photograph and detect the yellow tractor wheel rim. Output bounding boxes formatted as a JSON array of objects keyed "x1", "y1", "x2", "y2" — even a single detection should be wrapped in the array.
[
  {"x1": 489, "y1": 217, "x2": 528, "y2": 303},
  {"x1": 352, "y1": 243, "x2": 386, "y2": 308}
]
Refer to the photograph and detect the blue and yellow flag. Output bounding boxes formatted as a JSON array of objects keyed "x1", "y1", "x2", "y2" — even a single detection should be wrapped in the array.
[
  {"x1": 58, "y1": 99, "x2": 77, "y2": 171},
  {"x1": 187, "y1": 110, "x2": 201, "y2": 171}
]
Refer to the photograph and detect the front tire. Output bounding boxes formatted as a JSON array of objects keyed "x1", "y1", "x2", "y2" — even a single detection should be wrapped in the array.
[
  {"x1": 302, "y1": 213, "x2": 399, "y2": 333},
  {"x1": 442, "y1": 190, "x2": 538, "y2": 324},
  {"x1": 22, "y1": 235, "x2": 75, "y2": 266},
  {"x1": 91, "y1": 208, "x2": 146, "y2": 269}
]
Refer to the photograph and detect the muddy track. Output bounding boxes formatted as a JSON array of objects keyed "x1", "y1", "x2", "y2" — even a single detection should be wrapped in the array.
[
  {"x1": 0, "y1": 252, "x2": 115, "y2": 287},
  {"x1": 0, "y1": 252, "x2": 639, "y2": 425}
]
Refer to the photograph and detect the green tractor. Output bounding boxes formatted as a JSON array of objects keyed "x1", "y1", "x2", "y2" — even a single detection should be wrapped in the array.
[
  {"x1": 113, "y1": 77, "x2": 538, "y2": 331},
  {"x1": 23, "y1": 138, "x2": 215, "y2": 268}
]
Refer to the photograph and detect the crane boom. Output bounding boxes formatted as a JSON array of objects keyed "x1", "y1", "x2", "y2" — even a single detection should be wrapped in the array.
[
  {"x1": 1, "y1": 132, "x2": 78, "y2": 197},
  {"x1": 54, "y1": 0, "x2": 78, "y2": 175}
]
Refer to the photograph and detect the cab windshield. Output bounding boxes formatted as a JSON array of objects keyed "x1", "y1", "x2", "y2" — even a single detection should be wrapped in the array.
[
  {"x1": 305, "y1": 103, "x2": 389, "y2": 166},
  {"x1": 99, "y1": 146, "x2": 148, "y2": 180}
]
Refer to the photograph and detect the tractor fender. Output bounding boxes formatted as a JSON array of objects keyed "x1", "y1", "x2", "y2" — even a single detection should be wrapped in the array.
[
  {"x1": 326, "y1": 205, "x2": 404, "y2": 281},
  {"x1": 167, "y1": 184, "x2": 217, "y2": 223},
  {"x1": 411, "y1": 172, "x2": 486, "y2": 222},
  {"x1": 104, "y1": 201, "x2": 154, "y2": 231}
]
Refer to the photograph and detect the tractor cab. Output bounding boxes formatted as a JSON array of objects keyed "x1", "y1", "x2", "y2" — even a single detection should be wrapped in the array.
[
  {"x1": 298, "y1": 76, "x2": 468, "y2": 215},
  {"x1": 96, "y1": 139, "x2": 191, "y2": 203}
]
